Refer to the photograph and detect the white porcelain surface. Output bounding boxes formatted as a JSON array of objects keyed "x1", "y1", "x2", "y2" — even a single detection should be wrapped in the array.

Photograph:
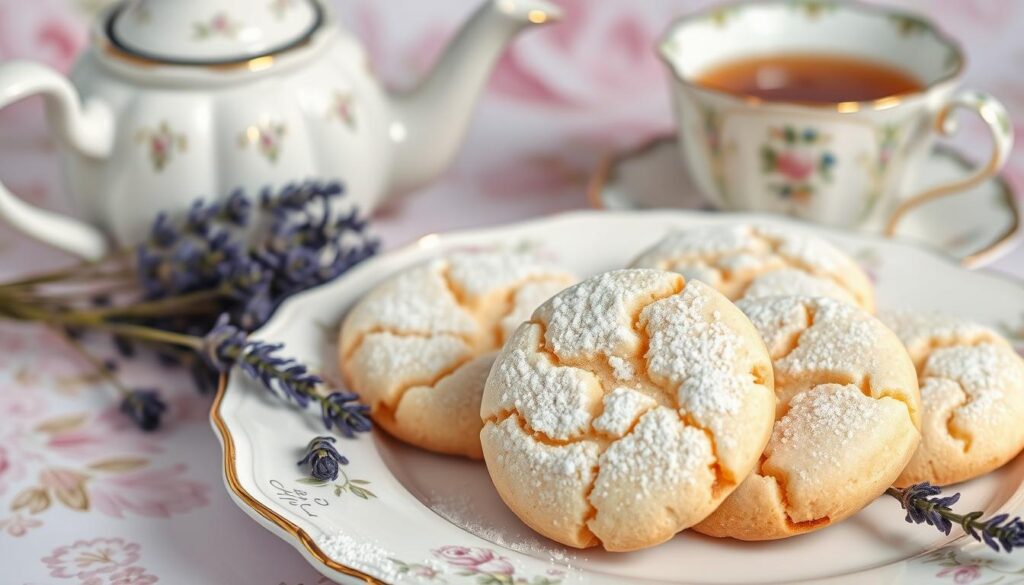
[
  {"x1": 0, "y1": 0, "x2": 561, "y2": 260},
  {"x1": 111, "y1": 0, "x2": 320, "y2": 63},
  {"x1": 214, "y1": 210, "x2": 1024, "y2": 585},
  {"x1": 659, "y1": 1, "x2": 1014, "y2": 229},
  {"x1": 592, "y1": 138, "x2": 1021, "y2": 268}
]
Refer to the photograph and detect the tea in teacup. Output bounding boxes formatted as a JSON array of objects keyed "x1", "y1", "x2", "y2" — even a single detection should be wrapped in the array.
[{"x1": 694, "y1": 53, "x2": 923, "y2": 104}]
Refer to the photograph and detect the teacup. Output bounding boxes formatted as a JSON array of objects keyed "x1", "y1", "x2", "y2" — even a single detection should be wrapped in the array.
[{"x1": 659, "y1": 0, "x2": 1013, "y2": 232}]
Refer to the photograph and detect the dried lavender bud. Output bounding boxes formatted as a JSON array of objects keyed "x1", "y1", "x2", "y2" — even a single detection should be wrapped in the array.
[
  {"x1": 148, "y1": 213, "x2": 178, "y2": 249},
  {"x1": 220, "y1": 189, "x2": 251, "y2": 227},
  {"x1": 297, "y1": 436, "x2": 348, "y2": 481},
  {"x1": 888, "y1": 483, "x2": 1024, "y2": 552},
  {"x1": 119, "y1": 389, "x2": 166, "y2": 432},
  {"x1": 200, "y1": 314, "x2": 247, "y2": 373},
  {"x1": 321, "y1": 391, "x2": 372, "y2": 438}
]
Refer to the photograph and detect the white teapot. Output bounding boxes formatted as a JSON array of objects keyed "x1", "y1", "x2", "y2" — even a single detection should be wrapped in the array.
[{"x1": 0, "y1": 0, "x2": 558, "y2": 260}]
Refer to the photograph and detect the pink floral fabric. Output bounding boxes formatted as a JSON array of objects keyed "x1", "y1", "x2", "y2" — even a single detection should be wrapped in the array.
[{"x1": 0, "y1": 1, "x2": 1021, "y2": 583}]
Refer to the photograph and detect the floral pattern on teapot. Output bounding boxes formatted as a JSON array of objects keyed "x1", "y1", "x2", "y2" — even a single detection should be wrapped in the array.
[
  {"x1": 135, "y1": 122, "x2": 188, "y2": 172},
  {"x1": 238, "y1": 122, "x2": 288, "y2": 163},
  {"x1": 193, "y1": 12, "x2": 240, "y2": 40}
]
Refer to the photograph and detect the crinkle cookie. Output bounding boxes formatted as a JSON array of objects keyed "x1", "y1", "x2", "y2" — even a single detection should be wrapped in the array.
[
  {"x1": 629, "y1": 224, "x2": 873, "y2": 310},
  {"x1": 696, "y1": 296, "x2": 921, "y2": 541},
  {"x1": 339, "y1": 250, "x2": 576, "y2": 459},
  {"x1": 880, "y1": 311, "x2": 1024, "y2": 487},
  {"x1": 480, "y1": 269, "x2": 776, "y2": 551}
]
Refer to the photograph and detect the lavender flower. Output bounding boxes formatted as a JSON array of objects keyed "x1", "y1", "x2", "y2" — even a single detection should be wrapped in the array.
[
  {"x1": 119, "y1": 389, "x2": 167, "y2": 432},
  {"x1": 321, "y1": 391, "x2": 372, "y2": 438},
  {"x1": 297, "y1": 436, "x2": 348, "y2": 481},
  {"x1": 148, "y1": 213, "x2": 178, "y2": 248},
  {"x1": 888, "y1": 483, "x2": 1024, "y2": 552},
  {"x1": 238, "y1": 340, "x2": 320, "y2": 408},
  {"x1": 200, "y1": 314, "x2": 247, "y2": 373},
  {"x1": 220, "y1": 189, "x2": 251, "y2": 226}
]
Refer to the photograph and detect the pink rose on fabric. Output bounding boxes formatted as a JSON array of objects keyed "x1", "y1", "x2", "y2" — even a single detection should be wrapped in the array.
[
  {"x1": 42, "y1": 537, "x2": 141, "y2": 579},
  {"x1": 433, "y1": 546, "x2": 515, "y2": 576},
  {"x1": 109, "y1": 566, "x2": 159, "y2": 585},
  {"x1": 776, "y1": 151, "x2": 815, "y2": 181},
  {"x1": 89, "y1": 463, "x2": 209, "y2": 518},
  {"x1": 937, "y1": 565, "x2": 982, "y2": 584},
  {"x1": 0, "y1": 513, "x2": 42, "y2": 537}
]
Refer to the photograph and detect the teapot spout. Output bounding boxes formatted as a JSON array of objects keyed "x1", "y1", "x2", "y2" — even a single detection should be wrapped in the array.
[{"x1": 385, "y1": 0, "x2": 560, "y2": 197}]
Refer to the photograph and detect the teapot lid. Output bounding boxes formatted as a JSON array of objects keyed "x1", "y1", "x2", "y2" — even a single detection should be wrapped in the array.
[{"x1": 108, "y1": 0, "x2": 322, "y2": 65}]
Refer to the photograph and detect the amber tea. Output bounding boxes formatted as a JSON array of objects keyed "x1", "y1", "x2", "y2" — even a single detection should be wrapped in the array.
[{"x1": 695, "y1": 53, "x2": 924, "y2": 103}]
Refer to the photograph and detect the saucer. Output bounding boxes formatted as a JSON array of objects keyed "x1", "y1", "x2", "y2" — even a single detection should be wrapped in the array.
[{"x1": 588, "y1": 136, "x2": 1021, "y2": 267}]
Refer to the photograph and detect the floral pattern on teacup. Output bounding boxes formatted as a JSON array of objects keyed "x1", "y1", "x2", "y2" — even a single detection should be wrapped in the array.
[{"x1": 760, "y1": 125, "x2": 836, "y2": 205}]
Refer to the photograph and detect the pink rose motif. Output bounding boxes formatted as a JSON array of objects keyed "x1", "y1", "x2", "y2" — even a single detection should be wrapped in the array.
[
  {"x1": 937, "y1": 565, "x2": 982, "y2": 584},
  {"x1": 776, "y1": 151, "x2": 816, "y2": 181},
  {"x1": 89, "y1": 463, "x2": 209, "y2": 519},
  {"x1": 109, "y1": 566, "x2": 159, "y2": 585},
  {"x1": 0, "y1": 513, "x2": 43, "y2": 537},
  {"x1": 42, "y1": 537, "x2": 141, "y2": 579},
  {"x1": 433, "y1": 546, "x2": 515, "y2": 576},
  {"x1": 212, "y1": 14, "x2": 230, "y2": 32}
]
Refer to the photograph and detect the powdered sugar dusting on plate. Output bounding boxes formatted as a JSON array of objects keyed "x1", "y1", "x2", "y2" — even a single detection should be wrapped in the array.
[{"x1": 315, "y1": 531, "x2": 403, "y2": 583}]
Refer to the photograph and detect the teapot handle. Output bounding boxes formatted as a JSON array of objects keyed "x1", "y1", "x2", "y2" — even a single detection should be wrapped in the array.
[{"x1": 0, "y1": 61, "x2": 114, "y2": 261}]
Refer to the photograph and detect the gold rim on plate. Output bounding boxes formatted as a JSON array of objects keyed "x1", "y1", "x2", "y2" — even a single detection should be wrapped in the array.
[
  {"x1": 586, "y1": 135, "x2": 1021, "y2": 269},
  {"x1": 211, "y1": 375, "x2": 382, "y2": 585}
]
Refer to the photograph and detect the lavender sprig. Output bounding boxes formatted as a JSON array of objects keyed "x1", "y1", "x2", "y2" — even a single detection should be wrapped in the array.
[
  {"x1": 2, "y1": 180, "x2": 378, "y2": 433},
  {"x1": 321, "y1": 391, "x2": 372, "y2": 438},
  {"x1": 119, "y1": 389, "x2": 167, "y2": 432},
  {"x1": 200, "y1": 314, "x2": 372, "y2": 433},
  {"x1": 297, "y1": 436, "x2": 348, "y2": 482},
  {"x1": 888, "y1": 483, "x2": 1024, "y2": 552}
]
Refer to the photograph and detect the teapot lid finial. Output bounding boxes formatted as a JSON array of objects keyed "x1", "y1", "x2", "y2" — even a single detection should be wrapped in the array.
[{"x1": 109, "y1": 0, "x2": 322, "y2": 65}]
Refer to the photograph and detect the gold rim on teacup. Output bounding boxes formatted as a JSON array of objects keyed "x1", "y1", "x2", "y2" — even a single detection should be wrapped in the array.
[{"x1": 657, "y1": 0, "x2": 965, "y2": 112}]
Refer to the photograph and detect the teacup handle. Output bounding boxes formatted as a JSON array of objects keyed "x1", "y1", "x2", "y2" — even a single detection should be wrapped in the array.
[
  {"x1": 884, "y1": 89, "x2": 1014, "y2": 236},
  {"x1": 0, "y1": 61, "x2": 114, "y2": 261}
]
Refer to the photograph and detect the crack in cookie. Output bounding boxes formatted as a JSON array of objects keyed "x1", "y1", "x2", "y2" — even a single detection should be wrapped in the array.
[
  {"x1": 696, "y1": 296, "x2": 921, "y2": 541},
  {"x1": 481, "y1": 269, "x2": 775, "y2": 551},
  {"x1": 340, "y1": 251, "x2": 576, "y2": 459},
  {"x1": 629, "y1": 224, "x2": 874, "y2": 311}
]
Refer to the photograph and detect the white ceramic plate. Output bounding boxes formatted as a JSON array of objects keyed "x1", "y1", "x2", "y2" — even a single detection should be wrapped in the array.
[
  {"x1": 212, "y1": 211, "x2": 1024, "y2": 585},
  {"x1": 588, "y1": 138, "x2": 1022, "y2": 268}
]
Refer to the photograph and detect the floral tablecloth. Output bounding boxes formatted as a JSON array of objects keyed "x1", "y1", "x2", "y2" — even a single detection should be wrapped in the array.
[{"x1": 1, "y1": 1, "x2": 1022, "y2": 584}]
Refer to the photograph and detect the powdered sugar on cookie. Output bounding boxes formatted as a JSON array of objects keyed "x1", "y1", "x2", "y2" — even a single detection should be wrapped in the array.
[
  {"x1": 592, "y1": 388, "x2": 657, "y2": 438},
  {"x1": 340, "y1": 250, "x2": 577, "y2": 459},
  {"x1": 629, "y1": 224, "x2": 874, "y2": 311},
  {"x1": 481, "y1": 269, "x2": 776, "y2": 551}
]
